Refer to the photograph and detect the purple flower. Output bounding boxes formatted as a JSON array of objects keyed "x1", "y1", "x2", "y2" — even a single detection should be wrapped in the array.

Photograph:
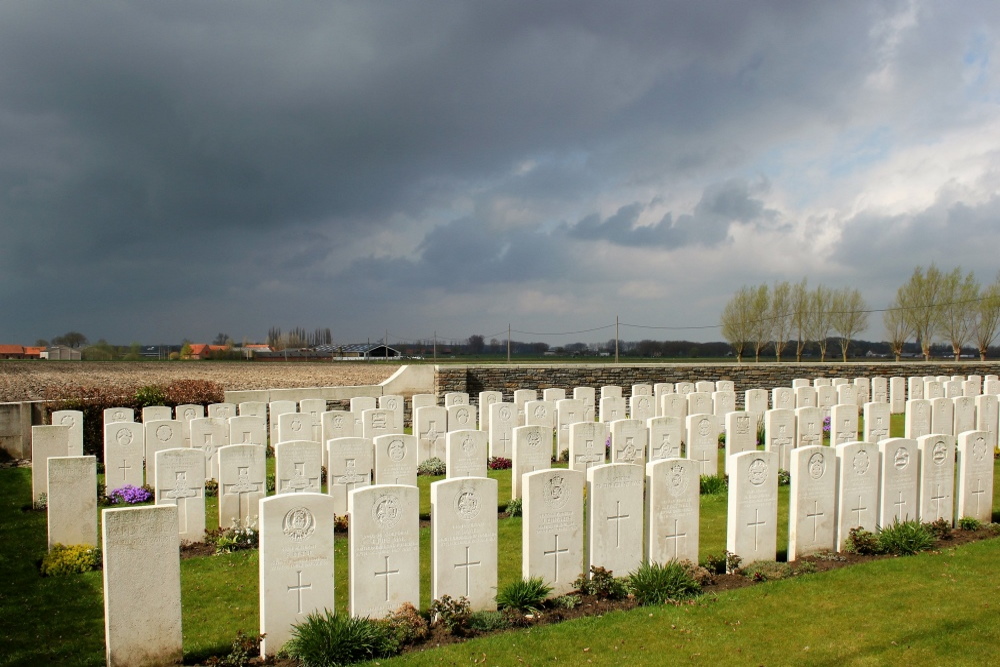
[
  {"x1": 109, "y1": 484, "x2": 152, "y2": 505},
  {"x1": 822, "y1": 416, "x2": 831, "y2": 433}
]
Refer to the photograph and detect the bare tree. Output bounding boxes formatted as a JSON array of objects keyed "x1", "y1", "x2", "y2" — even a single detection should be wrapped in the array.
[
  {"x1": 748, "y1": 284, "x2": 771, "y2": 362},
  {"x1": 791, "y1": 278, "x2": 810, "y2": 361},
  {"x1": 720, "y1": 286, "x2": 756, "y2": 363},
  {"x1": 831, "y1": 287, "x2": 869, "y2": 362},
  {"x1": 769, "y1": 281, "x2": 792, "y2": 362},
  {"x1": 896, "y1": 264, "x2": 944, "y2": 361},
  {"x1": 808, "y1": 285, "x2": 833, "y2": 362},
  {"x1": 974, "y1": 273, "x2": 1000, "y2": 360},
  {"x1": 883, "y1": 299, "x2": 913, "y2": 362},
  {"x1": 937, "y1": 267, "x2": 979, "y2": 361}
]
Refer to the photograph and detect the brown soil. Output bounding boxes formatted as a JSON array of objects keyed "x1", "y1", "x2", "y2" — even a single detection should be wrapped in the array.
[{"x1": 0, "y1": 361, "x2": 397, "y2": 402}]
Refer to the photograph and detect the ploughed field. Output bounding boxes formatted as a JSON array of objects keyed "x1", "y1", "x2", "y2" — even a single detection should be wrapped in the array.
[{"x1": 0, "y1": 361, "x2": 398, "y2": 402}]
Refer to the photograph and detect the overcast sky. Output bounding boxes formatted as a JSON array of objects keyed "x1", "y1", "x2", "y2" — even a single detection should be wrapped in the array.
[{"x1": 3, "y1": 1, "x2": 1000, "y2": 347}]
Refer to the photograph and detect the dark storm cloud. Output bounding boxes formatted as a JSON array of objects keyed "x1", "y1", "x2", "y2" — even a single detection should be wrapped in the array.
[{"x1": 569, "y1": 179, "x2": 773, "y2": 247}]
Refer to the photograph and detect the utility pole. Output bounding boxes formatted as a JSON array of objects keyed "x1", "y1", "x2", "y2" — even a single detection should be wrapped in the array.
[
  {"x1": 615, "y1": 315, "x2": 619, "y2": 364},
  {"x1": 507, "y1": 324, "x2": 511, "y2": 363}
]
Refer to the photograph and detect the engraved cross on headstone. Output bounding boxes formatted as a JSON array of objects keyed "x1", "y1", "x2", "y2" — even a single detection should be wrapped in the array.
[
  {"x1": 282, "y1": 461, "x2": 318, "y2": 493},
  {"x1": 164, "y1": 470, "x2": 200, "y2": 532},
  {"x1": 893, "y1": 491, "x2": 908, "y2": 522},
  {"x1": 850, "y1": 494, "x2": 867, "y2": 526},
  {"x1": 930, "y1": 483, "x2": 948, "y2": 519},
  {"x1": 663, "y1": 518, "x2": 687, "y2": 559},
  {"x1": 374, "y1": 555, "x2": 399, "y2": 602},
  {"x1": 575, "y1": 437, "x2": 603, "y2": 471},
  {"x1": 453, "y1": 546, "x2": 481, "y2": 597},
  {"x1": 335, "y1": 459, "x2": 367, "y2": 492},
  {"x1": 747, "y1": 508, "x2": 766, "y2": 550},
  {"x1": 288, "y1": 570, "x2": 312, "y2": 614},
  {"x1": 806, "y1": 500, "x2": 824, "y2": 542},
  {"x1": 117, "y1": 459, "x2": 131, "y2": 483},
  {"x1": 223, "y1": 466, "x2": 261, "y2": 522},
  {"x1": 543, "y1": 534, "x2": 569, "y2": 581},
  {"x1": 653, "y1": 432, "x2": 673, "y2": 460},
  {"x1": 607, "y1": 500, "x2": 630, "y2": 548},
  {"x1": 971, "y1": 478, "x2": 987, "y2": 515}
]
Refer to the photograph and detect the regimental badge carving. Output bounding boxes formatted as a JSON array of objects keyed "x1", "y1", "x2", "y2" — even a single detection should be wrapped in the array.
[
  {"x1": 527, "y1": 431, "x2": 541, "y2": 448},
  {"x1": 283, "y1": 507, "x2": 316, "y2": 541},
  {"x1": 544, "y1": 473, "x2": 568, "y2": 510},
  {"x1": 455, "y1": 486, "x2": 481, "y2": 520},
  {"x1": 387, "y1": 439, "x2": 406, "y2": 462},
  {"x1": 973, "y1": 436, "x2": 988, "y2": 462},
  {"x1": 533, "y1": 405, "x2": 546, "y2": 419},
  {"x1": 461, "y1": 433, "x2": 476, "y2": 455},
  {"x1": 115, "y1": 410, "x2": 126, "y2": 421},
  {"x1": 386, "y1": 398, "x2": 397, "y2": 410},
  {"x1": 156, "y1": 425, "x2": 173, "y2": 442},
  {"x1": 853, "y1": 449, "x2": 871, "y2": 476},
  {"x1": 808, "y1": 452, "x2": 825, "y2": 480},
  {"x1": 60, "y1": 414, "x2": 74, "y2": 426},
  {"x1": 667, "y1": 463, "x2": 688, "y2": 497},
  {"x1": 333, "y1": 415, "x2": 345, "y2": 429},
  {"x1": 894, "y1": 446, "x2": 910, "y2": 470},
  {"x1": 932, "y1": 440, "x2": 948, "y2": 466},
  {"x1": 184, "y1": 408, "x2": 195, "y2": 420},
  {"x1": 457, "y1": 408, "x2": 470, "y2": 423},
  {"x1": 500, "y1": 407, "x2": 513, "y2": 421},
  {"x1": 735, "y1": 415, "x2": 750, "y2": 435},
  {"x1": 372, "y1": 493, "x2": 401, "y2": 528},
  {"x1": 291, "y1": 419, "x2": 302, "y2": 432},
  {"x1": 698, "y1": 418, "x2": 711, "y2": 438},
  {"x1": 116, "y1": 428, "x2": 133, "y2": 447},
  {"x1": 748, "y1": 458, "x2": 767, "y2": 486}
]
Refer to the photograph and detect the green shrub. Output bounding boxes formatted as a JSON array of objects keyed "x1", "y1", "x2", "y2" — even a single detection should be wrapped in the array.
[
  {"x1": 285, "y1": 610, "x2": 397, "y2": 666},
  {"x1": 702, "y1": 550, "x2": 742, "y2": 575},
  {"x1": 211, "y1": 518, "x2": 259, "y2": 554},
  {"x1": 958, "y1": 516, "x2": 983, "y2": 531},
  {"x1": 32, "y1": 493, "x2": 47, "y2": 511},
  {"x1": 417, "y1": 457, "x2": 447, "y2": 476},
  {"x1": 741, "y1": 561, "x2": 793, "y2": 582},
  {"x1": 203, "y1": 630, "x2": 264, "y2": 667},
  {"x1": 878, "y1": 519, "x2": 935, "y2": 556},
  {"x1": 795, "y1": 561, "x2": 818, "y2": 575},
  {"x1": 925, "y1": 518, "x2": 953, "y2": 540},
  {"x1": 504, "y1": 497, "x2": 523, "y2": 517},
  {"x1": 133, "y1": 385, "x2": 168, "y2": 410},
  {"x1": 574, "y1": 566, "x2": 629, "y2": 600},
  {"x1": 777, "y1": 469, "x2": 791, "y2": 486},
  {"x1": 551, "y1": 594, "x2": 581, "y2": 609},
  {"x1": 266, "y1": 474, "x2": 276, "y2": 494},
  {"x1": 843, "y1": 527, "x2": 882, "y2": 555},
  {"x1": 378, "y1": 603, "x2": 429, "y2": 648},
  {"x1": 627, "y1": 560, "x2": 702, "y2": 605},
  {"x1": 496, "y1": 576, "x2": 552, "y2": 613},
  {"x1": 699, "y1": 474, "x2": 728, "y2": 495},
  {"x1": 429, "y1": 595, "x2": 472, "y2": 635},
  {"x1": 40, "y1": 544, "x2": 102, "y2": 576}
]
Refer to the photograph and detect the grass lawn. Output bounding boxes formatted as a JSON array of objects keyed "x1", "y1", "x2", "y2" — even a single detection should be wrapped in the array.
[{"x1": 2, "y1": 413, "x2": 999, "y2": 665}]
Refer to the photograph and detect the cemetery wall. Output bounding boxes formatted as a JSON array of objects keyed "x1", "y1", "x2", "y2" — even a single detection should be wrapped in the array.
[{"x1": 435, "y1": 362, "x2": 1000, "y2": 401}]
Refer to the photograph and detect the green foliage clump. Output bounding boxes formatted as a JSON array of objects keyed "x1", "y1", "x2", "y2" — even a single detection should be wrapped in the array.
[
  {"x1": 574, "y1": 566, "x2": 629, "y2": 600},
  {"x1": 133, "y1": 385, "x2": 168, "y2": 409},
  {"x1": 702, "y1": 551, "x2": 742, "y2": 575},
  {"x1": 796, "y1": 561, "x2": 818, "y2": 575},
  {"x1": 878, "y1": 519, "x2": 935, "y2": 556},
  {"x1": 844, "y1": 527, "x2": 881, "y2": 555},
  {"x1": 40, "y1": 544, "x2": 102, "y2": 577},
  {"x1": 467, "y1": 610, "x2": 514, "y2": 633},
  {"x1": 551, "y1": 594, "x2": 581, "y2": 609},
  {"x1": 741, "y1": 561, "x2": 793, "y2": 582},
  {"x1": 210, "y1": 518, "x2": 259, "y2": 554},
  {"x1": 285, "y1": 610, "x2": 398, "y2": 666},
  {"x1": 504, "y1": 497, "x2": 523, "y2": 517},
  {"x1": 203, "y1": 630, "x2": 264, "y2": 667},
  {"x1": 205, "y1": 479, "x2": 219, "y2": 497},
  {"x1": 32, "y1": 493, "x2": 47, "y2": 511},
  {"x1": 699, "y1": 474, "x2": 728, "y2": 495},
  {"x1": 417, "y1": 457, "x2": 447, "y2": 476},
  {"x1": 777, "y1": 469, "x2": 791, "y2": 486},
  {"x1": 627, "y1": 560, "x2": 702, "y2": 605},
  {"x1": 266, "y1": 474, "x2": 276, "y2": 494},
  {"x1": 924, "y1": 518, "x2": 953, "y2": 540},
  {"x1": 495, "y1": 576, "x2": 552, "y2": 613},
  {"x1": 378, "y1": 603, "x2": 429, "y2": 649},
  {"x1": 958, "y1": 517, "x2": 983, "y2": 531}
]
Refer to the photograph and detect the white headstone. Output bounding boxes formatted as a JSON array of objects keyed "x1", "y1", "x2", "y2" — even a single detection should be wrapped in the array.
[
  {"x1": 686, "y1": 414, "x2": 720, "y2": 476},
  {"x1": 830, "y1": 405, "x2": 859, "y2": 447},
  {"x1": 744, "y1": 389, "x2": 769, "y2": 420},
  {"x1": 430, "y1": 477, "x2": 498, "y2": 610},
  {"x1": 695, "y1": 381, "x2": 715, "y2": 393},
  {"x1": 795, "y1": 407, "x2": 824, "y2": 450},
  {"x1": 772, "y1": 387, "x2": 794, "y2": 411},
  {"x1": 985, "y1": 379, "x2": 1000, "y2": 396},
  {"x1": 414, "y1": 406, "x2": 447, "y2": 461},
  {"x1": 944, "y1": 380, "x2": 963, "y2": 399},
  {"x1": 835, "y1": 441, "x2": 880, "y2": 550},
  {"x1": 660, "y1": 393, "x2": 688, "y2": 421},
  {"x1": 259, "y1": 493, "x2": 336, "y2": 656},
  {"x1": 854, "y1": 378, "x2": 871, "y2": 405},
  {"x1": 878, "y1": 438, "x2": 919, "y2": 524},
  {"x1": 348, "y1": 485, "x2": 419, "y2": 619},
  {"x1": 862, "y1": 402, "x2": 891, "y2": 444},
  {"x1": 104, "y1": 407, "x2": 135, "y2": 426},
  {"x1": 512, "y1": 425, "x2": 553, "y2": 498},
  {"x1": 889, "y1": 377, "x2": 906, "y2": 413},
  {"x1": 299, "y1": 399, "x2": 327, "y2": 441},
  {"x1": 444, "y1": 392, "x2": 469, "y2": 407},
  {"x1": 411, "y1": 394, "x2": 437, "y2": 412},
  {"x1": 103, "y1": 422, "x2": 144, "y2": 493},
  {"x1": 573, "y1": 386, "x2": 596, "y2": 422},
  {"x1": 764, "y1": 409, "x2": 796, "y2": 471},
  {"x1": 514, "y1": 389, "x2": 537, "y2": 425},
  {"x1": 907, "y1": 377, "x2": 925, "y2": 401},
  {"x1": 715, "y1": 380, "x2": 735, "y2": 393},
  {"x1": 144, "y1": 419, "x2": 184, "y2": 485},
  {"x1": 629, "y1": 393, "x2": 655, "y2": 422},
  {"x1": 633, "y1": 383, "x2": 654, "y2": 396},
  {"x1": 269, "y1": 400, "x2": 297, "y2": 446},
  {"x1": 723, "y1": 411, "x2": 756, "y2": 468},
  {"x1": 813, "y1": 377, "x2": 832, "y2": 388},
  {"x1": 953, "y1": 396, "x2": 977, "y2": 436},
  {"x1": 957, "y1": 430, "x2": 994, "y2": 523},
  {"x1": 239, "y1": 401, "x2": 267, "y2": 418},
  {"x1": 32, "y1": 424, "x2": 70, "y2": 503},
  {"x1": 601, "y1": 385, "x2": 623, "y2": 399},
  {"x1": 816, "y1": 386, "x2": 838, "y2": 417},
  {"x1": 327, "y1": 436, "x2": 373, "y2": 515},
  {"x1": 586, "y1": 463, "x2": 644, "y2": 576},
  {"x1": 362, "y1": 408, "x2": 396, "y2": 440},
  {"x1": 543, "y1": 388, "x2": 566, "y2": 403},
  {"x1": 477, "y1": 391, "x2": 502, "y2": 431},
  {"x1": 556, "y1": 398, "x2": 585, "y2": 457},
  {"x1": 50, "y1": 409, "x2": 84, "y2": 456},
  {"x1": 525, "y1": 400, "x2": 555, "y2": 435},
  {"x1": 917, "y1": 434, "x2": 955, "y2": 525},
  {"x1": 904, "y1": 399, "x2": 932, "y2": 439},
  {"x1": 379, "y1": 395, "x2": 405, "y2": 434},
  {"x1": 103, "y1": 506, "x2": 182, "y2": 666},
  {"x1": 925, "y1": 380, "x2": 944, "y2": 400},
  {"x1": 277, "y1": 412, "x2": 317, "y2": 445},
  {"x1": 599, "y1": 396, "x2": 627, "y2": 424},
  {"x1": 142, "y1": 406, "x2": 173, "y2": 423},
  {"x1": 675, "y1": 381, "x2": 695, "y2": 395},
  {"x1": 447, "y1": 404, "x2": 476, "y2": 433},
  {"x1": 229, "y1": 415, "x2": 267, "y2": 447},
  {"x1": 795, "y1": 386, "x2": 817, "y2": 409},
  {"x1": 155, "y1": 447, "x2": 206, "y2": 543},
  {"x1": 788, "y1": 445, "x2": 836, "y2": 560},
  {"x1": 647, "y1": 416, "x2": 683, "y2": 461},
  {"x1": 569, "y1": 421, "x2": 607, "y2": 474},
  {"x1": 931, "y1": 397, "x2": 955, "y2": 435},
  {"x1": 712, "y1": 391, "x2": 737, "y2": 417},
  {"x1": 446, "y1": 430, "x2": 488, "y2": 479},
  {"x1": 373, "y1": 434, "x2": 418, "y2": 487},
  {"x1": 609, "y1": 419, "x2": 648, "y2": 467},
  {"x1": 726, "y1": 450, "x2": 778, "y2": 567},
  {"x1": 654, "y1": 383, "x2": 674, "y2": 417},
  {"x1": 190, "y1": 417, "x2": 228, "y2": 481},
  {"x1": 208, "y1": 402, "x2": 237, "y2": 420},
  {"x1": 645, "y1": 458, "x2": 699, "y2": 564},
  {"x1": 275, "y1": 440, "x2": 323, "y2": 494},
  {"x1": 975, "y1": 394, "x2": 999, "y2": 453},
  {"x1": 47, "y1": 455, "x2": 97, "y2": 549},
  {"x1": 176, "y1": 403, "x2": 205, "y2": 446},
  {"x1": 836, "y1": 384, "x2": 858, "y2": 408},
  {"x1": 487, "y1": 402, "x2": 517, "y2": 459},
  {"x1": 871, "y1": 377, "x2": 889, "y2": 404},
  {"x1": 687, "y1": 392, "x2": 712, "y2": 416},
  {"x1": 522, "y1": 468, "x2": 585, "y2": 597},
  {"x1": 218, "y1": 444, "x2": 266, "y2": 528}
]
